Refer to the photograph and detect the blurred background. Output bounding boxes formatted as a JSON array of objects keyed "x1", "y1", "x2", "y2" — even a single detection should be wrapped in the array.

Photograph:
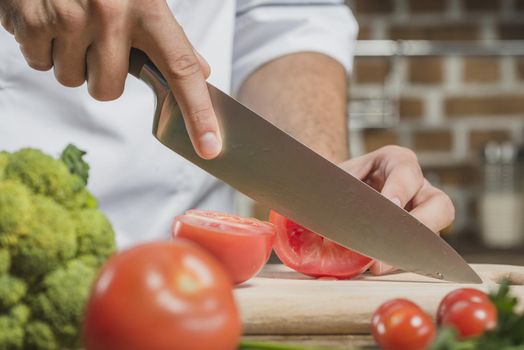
[{"x1": 253, "y1": 0, "x2": 524, "y2": 265}]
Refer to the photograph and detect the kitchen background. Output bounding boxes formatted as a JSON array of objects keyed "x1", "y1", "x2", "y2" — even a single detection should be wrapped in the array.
[{"x1": 251, "y1": 0, "x2": 524, "y2": 264}]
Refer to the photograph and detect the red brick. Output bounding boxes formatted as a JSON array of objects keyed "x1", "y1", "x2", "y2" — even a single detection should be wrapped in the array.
[
  {"x1": 518, "y1": 58, "x2": 524, "y2": 80},
  {"x1": 422, "y1": 165, "x2": 478, "y2": 186},
  {"x1": 499, "y1": 24, "x2": 524, "y2": 39},
  {"x1": 463, "y1": 58, "x2": 500, "y2": 83},
  {"x1": 413, "y1": 130, "x2": 452, "y2": 152},
  {"x1": 354, "y1": 0, "x2": 393, "y2": 14},
  {"x1": 463, "y1": 0, "x2": 501, "y2": 12},
  {"x1": 408, "y1": 58, "x2": 443, "y2": 84},
  {"x1": 390, "y1": 24, "x2": 479, "y2": 41},
  {"x1": 363, "y1": 130, "x2": 399, "y2": 152},
  {"x1": 399, "y1": 97, "x2": 424, "y2": 119},
  {"x1": 469, "y1": 130, "x2": 512, "y2": 153},
  {"x1": 445, "y1": 96, "x2": 524, "y2": 116},
  {"x1": 358, "y1": 26, "x2": 372, "y2": 40},
  {"x1": 354, "y1": 58, "x2": 390, "y2": 84},
  {"x1": 408, "y1": 0, "x2": 447, "y2": 13}
]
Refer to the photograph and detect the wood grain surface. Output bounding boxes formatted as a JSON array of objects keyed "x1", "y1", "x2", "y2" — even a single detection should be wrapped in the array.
[{"x1": 235, "y1": 264, "x2": 524, "y2": 335}]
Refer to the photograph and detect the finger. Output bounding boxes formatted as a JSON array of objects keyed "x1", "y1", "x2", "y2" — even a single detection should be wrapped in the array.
[
  {"x1": 194, "y1": 49, "x2": 210, "y2": 79},
  {"x1": 53, "y1": 36, "x2": 88, "y2": 87},
  {"x1": 380, "y1": 162, "x2": 424, "y2": 208},
  {"x1": 86, "y1": 37, "x2": 130, "y2": 101},
  {"x1": 11, "y1": 9, "x2": 54, "y2": 71},
  {"x1": 339, "y1": 152, "x2": 376, "y2": 180},
  {"x1": 409, "y1": 180, "x2": 455, "y2": 233},
  {"x1": 370, "y1": 261, "x2": 396, "y2": 276},
  {"x1": 136, "y1": 7, "x2": 221, "y2": 159}
]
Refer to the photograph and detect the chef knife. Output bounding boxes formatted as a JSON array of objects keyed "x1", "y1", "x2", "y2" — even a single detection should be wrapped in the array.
[{"x1": 129, "y1": 49, "x2": 481, "y2": 284}]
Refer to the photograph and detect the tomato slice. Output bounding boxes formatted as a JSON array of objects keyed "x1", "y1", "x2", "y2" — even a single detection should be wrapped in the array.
[
  {"x1": 269, "y1": 211, "x2": 373, "y2": 279},
  {"x1": 172, "y1": 210, "x2": 275, "y2": 285}
]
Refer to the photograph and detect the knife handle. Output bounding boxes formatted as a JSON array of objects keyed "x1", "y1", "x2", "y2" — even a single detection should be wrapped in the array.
[{"x1": 129, "y1": 48, "x2": 149, "y2": 79}]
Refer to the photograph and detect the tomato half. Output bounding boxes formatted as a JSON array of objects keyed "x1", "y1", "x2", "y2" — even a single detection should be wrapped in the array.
[
  {"x1": 172, "y1": 210, "x2": 275, "y2": 284},
  {"x1": 437, "y1": 288, "x2": 490, "y2": 324},
  {"x1": 83, "y1": 241, "x2": 241, "y2": 350},
  {"x1": 372, "y1": 298, "x2": 436, "y2": 350},
  {"x1": 269, "y1": 211, "x2": 373, "y2": 279}
]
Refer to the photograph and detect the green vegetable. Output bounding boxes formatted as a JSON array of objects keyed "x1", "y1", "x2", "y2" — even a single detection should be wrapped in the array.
[
  {"x1": 0, "y1": 145, "x2": 116, "y2": 349},
  {"x1": 431, "y1": 280, "x2": 524, "y2": 350}
]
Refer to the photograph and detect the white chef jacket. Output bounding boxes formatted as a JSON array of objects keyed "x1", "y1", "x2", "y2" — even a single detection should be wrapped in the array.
[{"x1": 0, "y1": 0, "x2": 358, "y2": 248}]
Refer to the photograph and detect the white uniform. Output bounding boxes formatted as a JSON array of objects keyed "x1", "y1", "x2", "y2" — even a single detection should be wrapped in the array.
[{"x1": 0, "y1": 0, "x2": 357, "y2": 248}]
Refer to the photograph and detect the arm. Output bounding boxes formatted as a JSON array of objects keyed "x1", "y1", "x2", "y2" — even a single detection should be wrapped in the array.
[
  {"x1": 239, "y1": 52, "x2": 455, "y2": 275},
  {"x1": 237, "y1": 52, "x2": 349, "y2": 163}
]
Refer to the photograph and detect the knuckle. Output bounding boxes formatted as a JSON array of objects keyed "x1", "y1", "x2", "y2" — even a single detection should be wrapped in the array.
[
  {"x1": 441, "y1": 193, "x2": 456, "y2": 222},
  {"x1": 56, "y1": 5, "x2": 86, "y2": 31},
  {"x1": 186, "y1": 105, "x2": 214, "y2": 127},
  {"x1": 165, "y1": 54, "x2": 202, "y2": 80}
]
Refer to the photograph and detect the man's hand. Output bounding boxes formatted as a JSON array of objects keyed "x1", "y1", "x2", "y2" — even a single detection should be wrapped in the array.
[
  {"x1": 0, "y1": 0, "x2": 221, "y2": 159},
  {"x1": 340, "y1": 145, "x2": 455, "y2": 275}
]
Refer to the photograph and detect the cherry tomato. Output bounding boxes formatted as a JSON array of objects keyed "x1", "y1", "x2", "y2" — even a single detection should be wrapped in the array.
[
  {"x1": 436, "y1": 288, "x2": 490, "y2": 324},
  {"x1": 440, "y1": 299, "x2": 497, "y2": 339},
  {"x1": 172, "y1": 210, "x2": 275, "y2": 284},
  {"x1": 83, "y1": 240, "x2": 242, "y2": 350},
  {"x1": 269, "y1": 211, "x2": 373, "y2": 279},
  {"x1": 372, "y1": 299, "x2": 436, "y2": 350}
]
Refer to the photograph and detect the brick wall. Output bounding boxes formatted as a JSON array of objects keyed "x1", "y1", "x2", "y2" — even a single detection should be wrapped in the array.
[{"x1": 346, "y1": 0, "x2": 524, "y2": 236}]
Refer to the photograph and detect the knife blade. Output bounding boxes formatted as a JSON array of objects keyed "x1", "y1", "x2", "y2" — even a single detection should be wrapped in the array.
[{"x1": 129, "y1": 49, "x2": 481, "y2": 284}]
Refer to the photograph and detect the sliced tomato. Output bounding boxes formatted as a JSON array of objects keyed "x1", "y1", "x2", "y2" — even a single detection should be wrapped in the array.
[
  {"x1": 172, "y1": 210, "x2": 275, "y2": 285},
  {"x1": 269, "y1": 211, "x2": 373, "y2": 279}
]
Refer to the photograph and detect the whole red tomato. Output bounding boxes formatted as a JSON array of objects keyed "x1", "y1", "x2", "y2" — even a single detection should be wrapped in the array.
[
  {"x1": 172, "y1": 210, "x2": 275, "y2": 284},
  {"x1": 440, "y1": 299, "x2": 497, "y2": 339},
  {"x1": 436, "y1": 288, "x2": 490, "y2": 324},
  {"x1": 372, "y1": 298, "x2": 436, "y2": 350},
  {"x1": 83, "y1": 240, "x2": 242, "y2": 350},
  {"x1": 270, "y1": 211, "x2": 373, "y2": 279}
]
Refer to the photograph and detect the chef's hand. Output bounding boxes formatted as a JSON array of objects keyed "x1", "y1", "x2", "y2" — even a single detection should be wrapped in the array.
[
  {"x1": 340, "y1": 145, "x2": 455, "y2": 275},
  {"x1": 0, "y1": 0, "x2": 221, "y2": 159}
]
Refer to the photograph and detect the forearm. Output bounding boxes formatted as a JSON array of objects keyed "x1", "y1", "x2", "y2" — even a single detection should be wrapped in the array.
[{"x1": 237, "y1": 53, "x2": 349, "y2": 163}]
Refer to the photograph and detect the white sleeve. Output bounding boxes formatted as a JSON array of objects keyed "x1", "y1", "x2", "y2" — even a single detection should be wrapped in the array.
[{"x1": 232, "y1": 0, "x2": 358, "y2": 95}]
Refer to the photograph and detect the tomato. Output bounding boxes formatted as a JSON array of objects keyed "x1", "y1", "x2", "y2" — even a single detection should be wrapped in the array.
[
  {"x1": 372, "y1": 299, "x2": 436, "y2": 350},
  {"x1": 269, "y1": 211, "x2": 373, "y2": 279},
  {"x1": 437, "y1": 288, "x2": 490, "y2": 324},
  {"x1": 172, "y1": 210, "x2": 275, "y2": 284},
  {"x1": 440, "y1": 299, "x2": 497, "y2": 339},
  {"x1": 83, "y1": 241, "x2": 241, "y2": 350}
]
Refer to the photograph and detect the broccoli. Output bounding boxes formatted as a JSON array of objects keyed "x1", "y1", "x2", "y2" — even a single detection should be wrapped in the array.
[{"x1": 0, "y1": 145, "x2": 116, "y2": 350}]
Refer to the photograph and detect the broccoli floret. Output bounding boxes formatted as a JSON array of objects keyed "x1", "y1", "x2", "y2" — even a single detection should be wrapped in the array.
[
  {"x1": 0, "y1": 152, "x2": 8, "y2": 180},
  {"x1": 0, "y1": 304, "x2": 29, "y2": 350},
  {"x1": 12, "y1": 196, "x2": 77, "y2": 278},
  {"x1": 24, "y1": 321, "x2": 58, "y2": 350},
  {"x1": 31, "y1": 260, "x2": 96, "y2": 348},
  {"x1": 5, "y1": 148, "x2": 85, "y2": 208},
  {"x1": 0, "y1": 250, "x2": 9, "y2": 275},
  {"x1": 0, "y1": 145, "x2": 115, "y2": 349},
  {"x1": 73, "y1": 209, "x2": 116, "y2": 267},
  {"x1": 0, "y1": 181, "x2": 33, "y2": 247},
  {"x1": 0, "y1": 276, "x2": 26, "y2": 311}
]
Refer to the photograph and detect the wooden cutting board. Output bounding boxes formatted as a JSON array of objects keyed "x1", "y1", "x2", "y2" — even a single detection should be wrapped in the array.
[{"x1": 235, "y1": 264, "x2": 524, "y2": 335}]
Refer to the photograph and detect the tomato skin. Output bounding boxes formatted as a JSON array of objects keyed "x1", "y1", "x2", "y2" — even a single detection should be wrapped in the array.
[
  {"x1": 440, "y1": 299, "x2": 497, "y2": 339},
  {"x1": 436, "y1": 288, "x2": 490, "y2": 324},
  {"x1": 172, "y1": 210, "x2": 275, "y2": 284},
  {"x1": 372, "y1": 299, "x2": 436, "y2": 350},
  {"x1": 83, "y1": 241, "x2": 241, "y2": 350},
  {"x1": 269, "y1": 211, "x2": 373, "y2": 279}
]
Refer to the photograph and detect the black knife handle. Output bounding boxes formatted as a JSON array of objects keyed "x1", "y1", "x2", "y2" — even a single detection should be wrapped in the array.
[{"x1": 129, "y1": 48, "x2": 150, "y2": 79}]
